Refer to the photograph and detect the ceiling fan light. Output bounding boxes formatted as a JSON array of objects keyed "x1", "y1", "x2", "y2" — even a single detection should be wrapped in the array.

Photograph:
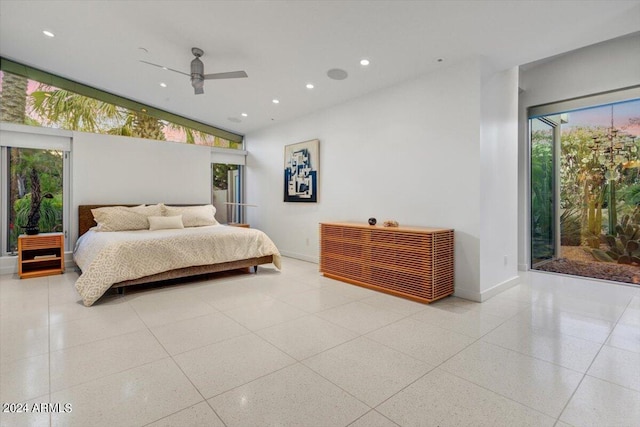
[
  {"x1": 191, "y1": 76, "x2": 205, "y2": 94},
  {"x1": 191, "y1": 57, "x2": 204, "y2": 75}
]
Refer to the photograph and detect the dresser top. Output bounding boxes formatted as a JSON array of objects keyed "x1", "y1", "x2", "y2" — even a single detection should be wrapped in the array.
[{"x1": 320, "y1": 222, "x2": 453, "y2": 234}]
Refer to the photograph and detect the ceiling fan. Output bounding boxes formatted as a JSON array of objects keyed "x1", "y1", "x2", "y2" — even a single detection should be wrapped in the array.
[{"x1": 140, "y1": 47, "x2": 248, "y2": 95}]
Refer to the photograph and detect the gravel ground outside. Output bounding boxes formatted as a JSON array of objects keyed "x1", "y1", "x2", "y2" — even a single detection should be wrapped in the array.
[{"x1": 534, "y1": 245, "x2": 640, "y2": 285}]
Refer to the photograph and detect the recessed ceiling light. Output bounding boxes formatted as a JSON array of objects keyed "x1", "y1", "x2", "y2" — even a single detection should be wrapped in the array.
[
  {"x1": 241, "y1": 113, "x2": 248, "y2": 117},
  {"x1": 272, "y1": 99, "x2": 280, "y2": 104},
  {"x1": 159, "y1": 82, "x2": 167, "y2": 88},
  {"x1": 327, "y1": 68, "x2": 348, "y2": 80},
  {"x1": 306, "y1": 83, "x2": 314, "y2": 89},
  {"x1": 42, "y1": 30, "x2": 55, "y2": 38},
  {"x1": 360, "y1": 59, "x2": 370, "y2": 66}
]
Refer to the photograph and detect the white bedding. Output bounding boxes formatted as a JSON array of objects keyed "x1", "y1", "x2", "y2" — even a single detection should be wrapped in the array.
[{"x1": 74, "y1": 225, "x2": 281, "y2": 306}]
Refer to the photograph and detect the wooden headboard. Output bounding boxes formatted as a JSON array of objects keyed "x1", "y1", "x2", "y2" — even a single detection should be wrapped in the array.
[{"x1": 78, "y1": 204, "x2": 204, "y2": 237}]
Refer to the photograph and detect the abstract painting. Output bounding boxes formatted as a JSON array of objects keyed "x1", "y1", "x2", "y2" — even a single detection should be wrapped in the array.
[{"x1": 284, "y1": 139, "x2": 319, "y2": 202}]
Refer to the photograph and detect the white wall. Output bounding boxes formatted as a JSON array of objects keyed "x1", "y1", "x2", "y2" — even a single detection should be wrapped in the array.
[
  {"x1": 479, "y1": 67, "x2": 520, "y2": 298},
  {"x1": 71, "y1": 132, "x2": 212, "y2": 244},
  {"x1": 246, "y1": 59, "x2": 493, "y2": 299},
  {"x1": 518, "y1": 33, "x2": 640, "y2": 269}
]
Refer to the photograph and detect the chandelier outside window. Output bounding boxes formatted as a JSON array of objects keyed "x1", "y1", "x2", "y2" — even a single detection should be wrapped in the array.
[{"x1": 586, "y1": 105, "x2": 639, "y2": 232}]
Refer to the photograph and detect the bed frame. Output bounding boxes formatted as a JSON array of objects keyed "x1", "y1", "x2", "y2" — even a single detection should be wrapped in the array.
[{"x1": 78, "y1": 204, "x2": 274, "y2": 293}]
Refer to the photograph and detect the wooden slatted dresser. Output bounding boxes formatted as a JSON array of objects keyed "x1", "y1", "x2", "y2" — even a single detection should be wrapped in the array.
[{"x1": 320, "y1": 222, "x2": 454, "y2": 303}]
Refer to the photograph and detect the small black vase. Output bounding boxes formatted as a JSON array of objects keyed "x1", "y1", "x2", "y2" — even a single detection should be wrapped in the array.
[{"x1": 368, "y1": 218, "x2": 377, "y2": 226}]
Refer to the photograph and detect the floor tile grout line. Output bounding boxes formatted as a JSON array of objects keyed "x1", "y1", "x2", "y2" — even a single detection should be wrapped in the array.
[
  {"x1": 133, "y1": 284, "x2": 250, "y2": 427},
  {"x1": 346, "y1": 409, "x2": 400, "y2": 427},
  {"x1": 554, "y1": 296, "x2": 636, "y2": 424},
  {"x1": 262, "y1": 326, "x2": 362, "y2": 363},
  {"x1": 436, "y1": 366, "x2": 565, "y2": 422},
  {"x1": 47, "y1": 318, "x2": 149, "y2": 355},
  {"x1": 581, "y1": 372, "x2": 640, "y2": 393},
  {"x1": 477, "y1": 336, "x2": 600, "y2": 376},
  {"x1": 368, "y1": 312, "x2": 562, "y2": 422}
]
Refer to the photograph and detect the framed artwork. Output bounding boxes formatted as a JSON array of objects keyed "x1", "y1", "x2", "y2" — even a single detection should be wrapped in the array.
[{"x1": 284, "y1": 139, "x2": 319, "y2": 202}]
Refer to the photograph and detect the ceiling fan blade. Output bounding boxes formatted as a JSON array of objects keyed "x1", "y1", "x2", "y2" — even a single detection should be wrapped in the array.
[
  {"x1": 203, "y1": 71, "x2": 248, "y2": 80},
  {"x1": 139, "y1": 60, "x2": 190, "y2": 77}
]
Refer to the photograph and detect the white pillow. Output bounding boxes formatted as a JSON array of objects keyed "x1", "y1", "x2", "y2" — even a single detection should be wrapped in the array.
[
  {"x1": 148, "y1": 215, "x2": 184, "y2": 231},
  {"x1": 163, "y1": 205, "x2": 219, "y2": 227},
  {"x1": 92, "y1": 205, "x2": 145, "y2": 231},
  {"x1": 92, "y1": 204, "x2": 164, "y2": 231}
]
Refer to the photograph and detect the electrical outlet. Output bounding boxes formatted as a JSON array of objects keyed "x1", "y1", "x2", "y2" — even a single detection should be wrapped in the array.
[
  {"x1": 504, "y1": 255, "x2": 508, "y2": 266},
  {"x1": 306, "y1": 237, "x2": 310, "y2": 246}
]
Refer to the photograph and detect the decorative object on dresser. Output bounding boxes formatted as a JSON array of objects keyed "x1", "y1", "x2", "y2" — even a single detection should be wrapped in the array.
[
  {"x1": 368, "y1": 218, "x2": 377, "y2": 226},
  {"x1": 320, "y1": 222, "x2": 454, "y2": 303},
  {"x1": 18, "y1": 232, "x2": 65, "y2": 278},
  {"x1": 284, "y1": 139, "x2": 319, "y2": 203},
  {"x1": 383, "y1": 220, "x2": 399, "y2": 227}
]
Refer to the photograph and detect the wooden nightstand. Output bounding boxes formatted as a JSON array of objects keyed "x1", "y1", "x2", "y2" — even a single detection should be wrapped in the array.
[
  {"x1": 228, "y1": 223, "x2": 250, "y2": 228},
  {"x1": 18, "y1": 233, "x2": 65, "y2": 279}
]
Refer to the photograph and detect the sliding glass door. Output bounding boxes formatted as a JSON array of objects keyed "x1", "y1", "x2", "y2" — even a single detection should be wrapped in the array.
[{"x1": 530, "y1": 117, "x2": 559, "y2": 266}]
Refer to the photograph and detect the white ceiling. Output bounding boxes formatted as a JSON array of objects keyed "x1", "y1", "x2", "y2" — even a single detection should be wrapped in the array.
[{"x1": 1, "y1": 1, "x2": 639, "y2": 137}]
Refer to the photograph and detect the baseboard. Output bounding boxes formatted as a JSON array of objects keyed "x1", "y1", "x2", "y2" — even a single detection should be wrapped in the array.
[
  {"x1": 452, "y1": 287, "x2": 481, "y2": 302},
  {"x1": 454, "y1": 275, "x2": 521, "y2": 302},
  {"x1": 479, "y1": 275, "x2": 520, "y2": 301},
  {"x1": 518, "y1": 263, "x2": 528, "y2": 271},
  {"x1": 279, "y1": 250, "x2": 319, "y2": 264}
]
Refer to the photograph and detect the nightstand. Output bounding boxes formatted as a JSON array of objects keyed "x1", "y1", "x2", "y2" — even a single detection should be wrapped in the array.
[
  {"x1": 18, "y1": 233, "x2": 65, "y2": 279},
  {"x1": 228, "y1": 223, "x2": 250, "y2": 228}
]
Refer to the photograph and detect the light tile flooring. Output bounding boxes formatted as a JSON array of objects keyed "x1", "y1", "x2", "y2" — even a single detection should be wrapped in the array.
[{"x1": 1, "y1": 257, "x2": 639, "y2": 427}]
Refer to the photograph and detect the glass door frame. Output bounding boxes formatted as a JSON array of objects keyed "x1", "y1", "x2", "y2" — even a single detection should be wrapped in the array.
[{"x1": 529, "y1": 115, "x2": 561, "y2": 268}]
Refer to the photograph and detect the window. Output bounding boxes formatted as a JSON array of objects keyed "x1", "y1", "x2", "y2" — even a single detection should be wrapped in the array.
[
  {"x1": 212, "y1": 163, "x2": 243, "y2": 224},
  {"x1": 0, "y1": 65, "x2": 243, "y2": 148},
  {"x1": 529, "y1": 88, "x2": 640, "y2": 284},
  {"x1": 7, "y1": 147, "x2": 63, "y2": 252},
  {"x1": 211, "y1": 148, "x2": 247, "y2": 224},
  {"x1": 1, "y1": 127, "x2": 71, "y2": 255}
]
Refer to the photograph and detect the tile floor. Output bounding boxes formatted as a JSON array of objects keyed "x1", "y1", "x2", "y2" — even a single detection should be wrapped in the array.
[{"x1": 1, "y1": 257, "x2": 639, "y2": 427}]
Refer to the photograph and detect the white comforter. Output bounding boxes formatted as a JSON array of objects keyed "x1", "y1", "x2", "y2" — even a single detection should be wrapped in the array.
[{"x1": 74, "y1": 225, "x2": 281, "y2": 306}]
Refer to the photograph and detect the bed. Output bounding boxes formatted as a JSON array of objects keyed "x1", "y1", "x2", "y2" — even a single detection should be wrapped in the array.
[{"x1": 74, "y1": 204, "x2": 281, "y2": 306}]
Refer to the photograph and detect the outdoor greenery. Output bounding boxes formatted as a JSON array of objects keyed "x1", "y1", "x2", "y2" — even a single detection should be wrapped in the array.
[
  {"x1": 563, "y1": 125, "x2": 639, "y2": 244},
  {"x1": 530, "y1": 129, "x2": 554, "y2": 262},
  {"x1": 7, "y1": 148, "x2": 63, "y2": 251},
  {"x1": 213, "y1": 163, "x2": 238, "y2": 190},
  {"x1": 532, "y1": 101, "x2": 640, "y2": 276}
]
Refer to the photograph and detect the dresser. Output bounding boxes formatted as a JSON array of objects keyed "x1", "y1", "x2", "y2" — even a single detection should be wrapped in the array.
[{"x1": 320, "y1": 222, "x2": 454, "y2": 303}]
